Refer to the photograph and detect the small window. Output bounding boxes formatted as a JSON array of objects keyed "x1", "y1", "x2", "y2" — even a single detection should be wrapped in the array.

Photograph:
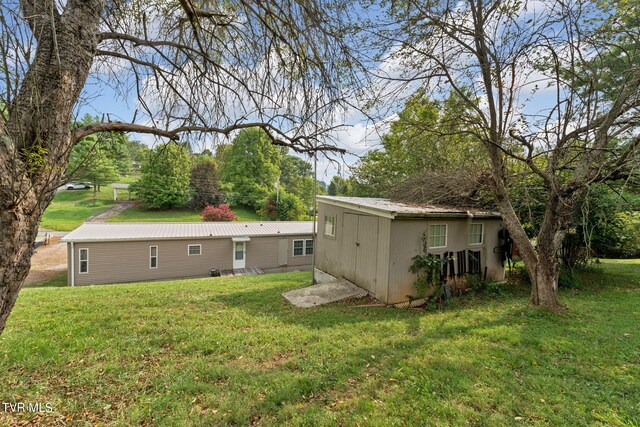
[
  {"x1": 235, "y1": 242, "x2": 244, "y2": 260},
  {"x1": 293, "y1": 240, "x2": 304, "y2": 256},
  {"x1": 150, "y1": 246, "x2": 158, "y2": 269},
  {"x1": 305, "y1": 239, "x2": 314, "y2": 256},
  {"x1": 188, "y1": 244, "x2": 202, "y2": 256},
  {"x1": 428, "y1": 224, "x2": 447, "y2": 249},
  {"x1": 324, "y1": 216, "x2": 336, "y2": 237},
  {"x1": 469, "y1": 223, "x2": 484, "y2": 245},
  {"x1": 79, "y1": 248, "x2": 89, "y2": 274}
]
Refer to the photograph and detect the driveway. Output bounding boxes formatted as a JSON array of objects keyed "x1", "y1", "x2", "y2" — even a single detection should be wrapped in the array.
[
  {"x1": 86, "y1": 201, "x2": 134, "y2": 222},
  {"x1": 24, "y1": 236, "x2": 67, "y2": 286}
]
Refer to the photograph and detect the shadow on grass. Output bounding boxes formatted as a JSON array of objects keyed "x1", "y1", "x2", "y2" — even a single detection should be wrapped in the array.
[{"x1": 23, "y1": 271, "x2": 67, "y2": 288}]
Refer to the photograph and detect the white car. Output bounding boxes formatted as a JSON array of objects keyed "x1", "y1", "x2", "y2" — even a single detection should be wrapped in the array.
[{"x1": 66, "y1": 182, "x2": 92, "y2": 190}]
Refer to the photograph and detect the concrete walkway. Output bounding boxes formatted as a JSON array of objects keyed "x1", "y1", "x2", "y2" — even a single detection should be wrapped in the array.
[{"x1": 283, "y1": 279, "x2": 369, "y2": 308}]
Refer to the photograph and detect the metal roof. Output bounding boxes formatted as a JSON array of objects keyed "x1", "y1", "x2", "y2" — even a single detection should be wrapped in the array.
[
  {"x1": 61, "y1": 221, "x2": 314, "y2": 243},
  {"x1": 317, "y1": 196, "x2": 501, "y2": 219}
]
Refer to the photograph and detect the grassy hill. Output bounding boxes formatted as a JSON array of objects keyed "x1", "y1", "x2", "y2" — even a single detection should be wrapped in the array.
[
  {"x1": 1, "y1": 261, "x2": 639, "y2": 425},
  {"x1": 40, "y1": 178, "x2": 263, "y2": 231}
]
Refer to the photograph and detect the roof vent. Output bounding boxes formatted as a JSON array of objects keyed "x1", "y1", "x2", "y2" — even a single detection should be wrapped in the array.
[{"x1": 245, "y1": 224, "x2": 248, "y2": 227}]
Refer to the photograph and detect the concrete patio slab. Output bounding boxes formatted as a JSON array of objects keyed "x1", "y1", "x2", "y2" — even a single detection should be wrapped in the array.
[{"x1": 283, "y1": 279, "x2": 369, "y2": 308}]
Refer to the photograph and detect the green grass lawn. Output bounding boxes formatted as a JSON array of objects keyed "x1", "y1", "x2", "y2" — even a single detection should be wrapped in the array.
[
  {"x1": 108, "y1": 205, "x2": 264, "y2": 223},
  {"x1": 40, "y1": 189, "x2": 115, "y2": 231},
  {"x1": 2, "y1": 260, "x2": 639, "y2": 425},
  {"x1": 42, "y1": 174, "x2": 263, "y2": 230}
]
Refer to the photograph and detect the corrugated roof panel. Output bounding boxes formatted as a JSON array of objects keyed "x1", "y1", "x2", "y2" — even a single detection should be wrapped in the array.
[
  {"x1": 62, "y1": 221, "x2": 314, "y2": 242},
  {"x1": 317, "y1": 196, "x2": 501, "y2": 218}
]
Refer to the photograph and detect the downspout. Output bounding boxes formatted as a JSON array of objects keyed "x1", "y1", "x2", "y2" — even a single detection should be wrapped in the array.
[{"x1": 70, "y1": 241, "x2": 75, "y2": 287}]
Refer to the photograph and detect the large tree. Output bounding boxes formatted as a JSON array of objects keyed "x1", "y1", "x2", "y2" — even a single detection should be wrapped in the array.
[
  {"x1": 351, "y1": 91, "x2": 487, "y2": 199},
  {"x1": 0, "y1": 0, "x2": 348, "y2": 333},
  {"x1": 219, "y1": 128, "x2": 283, "y2": 209},
  {"x1": 370, "y1": 1, "x2": 640, "y2": 307},
  {"x1": 132, "y1": 143, "x2": 193, "y2": 209}
]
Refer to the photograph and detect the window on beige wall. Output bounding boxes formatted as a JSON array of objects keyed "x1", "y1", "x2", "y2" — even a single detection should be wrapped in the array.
[
  {"x1": 469, "y1": 223, "x2": 484, "y2": 245},
  {"x1": 305, "y1": 239, "x2": 314, "y2": 255},
  {"x1": 150, "y1": 246, "x2": 158, "y2": 268},
  {"x1": 188, "y1": 244, "x2": 202, "y2": 256},
  {"x1": 293, "y1": 239, "x2": 314, "y2": 256},
  {"x1": 324, "y1": 215, "x2": 335, "y2": 237},
  {"x1": 428, "y1": 224, "x2": 447, "y2": 248},
  {"x1": 79, "y1": 248, "x2": 89, "y2": 274}
]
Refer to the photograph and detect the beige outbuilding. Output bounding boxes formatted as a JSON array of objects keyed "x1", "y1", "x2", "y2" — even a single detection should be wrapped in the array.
[
  {"x1": 62, "y1": 221, "x2": 314, "y2": 286},
  {"x1": 315, "y1": 196, "x2": 506, "y2": 304}
]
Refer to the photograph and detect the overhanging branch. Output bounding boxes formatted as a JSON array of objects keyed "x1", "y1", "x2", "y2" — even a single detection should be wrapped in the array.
[{"x1": 72, "y1": 121, "x2": 346, "y2": 154}]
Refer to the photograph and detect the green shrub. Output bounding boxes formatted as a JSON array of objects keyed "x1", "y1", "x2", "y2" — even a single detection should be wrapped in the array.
[{"x1": 259, "y1": 190, "x2": 305, "y2": 221}]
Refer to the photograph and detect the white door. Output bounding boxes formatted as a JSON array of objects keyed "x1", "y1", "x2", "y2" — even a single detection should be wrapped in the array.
[{"x1": 233, "y1": 242, "x2": 246, "y2": 269}]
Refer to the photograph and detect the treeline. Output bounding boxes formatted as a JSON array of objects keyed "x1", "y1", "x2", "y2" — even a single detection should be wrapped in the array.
[
  {"x1": 67, "y1": 119, "x2": 325, "y2": 221},
  {"x1": 338, "y1": 92, "x2": 640, "y2": 259}
]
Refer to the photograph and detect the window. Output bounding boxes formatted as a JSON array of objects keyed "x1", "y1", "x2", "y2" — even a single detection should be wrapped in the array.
[
  {"x1": 235, "y1": 242, "x2": 244, "y2": 260},
  {"x1": 428, "y1": 224, "x2": 447, "y2": 249},
  {"x1": 305, "y1": 239, "x2": 314, "y2": 256},
  {"x1": 324, "y1": 215, "x2": 336, "y2": 237},
  {"x1": 79, "y1": 248, "x2": 89, "y2": 274},
  {"x1": 188, "y1": 244, "x2": 202, "y2": 256},
  {"x1": 293, "y1": 239, "x2": 313, "y2": 256},
  {"x1": 469, "y1": 223, "x2": 484, "y2": 245},
  {"x1": 150, "y1": 246, "x2": 158, "y2": 269}
]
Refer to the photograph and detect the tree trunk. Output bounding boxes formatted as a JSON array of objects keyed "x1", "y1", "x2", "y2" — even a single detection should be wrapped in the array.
[
  {"x1": 527, "y1": 190, "x2": 579, "y2": 308},
  {"x1": 530, "y1": 262, "x2": 560, "y2": 307},
  {"x1": 0, "y1": 202, "x2": 51, "y2": 333},
  {"x1": 0, "y1": 0, "x2": 104, "y2": 334}
]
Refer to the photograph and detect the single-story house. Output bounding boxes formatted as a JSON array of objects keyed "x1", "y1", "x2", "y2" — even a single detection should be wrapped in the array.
[
  {"x1": 315, "y1": 196, "x2": 505, "y2": 304},
  {"x1": 62, "y1": 221, "x2": 314, "y2": 286}
]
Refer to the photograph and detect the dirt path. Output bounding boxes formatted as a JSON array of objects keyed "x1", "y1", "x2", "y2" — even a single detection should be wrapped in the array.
[
  {"x1": 24, "y1": 237, "x2": 67, "y2": 286},
  {"x1": 86, "y1": 201, "x2": 135, "y2": 222}
]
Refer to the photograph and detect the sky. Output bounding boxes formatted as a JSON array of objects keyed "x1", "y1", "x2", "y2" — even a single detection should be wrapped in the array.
[{"x1": 70, "y1": 0, "x2": 574, "y2": 184}]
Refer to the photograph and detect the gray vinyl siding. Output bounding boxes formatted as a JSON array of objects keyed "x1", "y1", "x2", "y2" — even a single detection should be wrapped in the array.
[
  {"x1": 316, "y1": 204, "x2": 392, "y2": 301},
  {"x1": 69, "y1": 235, "x2": 312, "y2": 286},
  {"x1": 388, "y1": 218, "x2": 504, "y2": 303},
  {"x1": 316, "y1": 201, "x2": 505, "y2": 304}
]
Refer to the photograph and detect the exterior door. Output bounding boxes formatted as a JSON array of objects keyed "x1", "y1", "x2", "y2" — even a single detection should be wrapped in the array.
[
  {"x1": 341, "y1": 213, "x2": 378, "y2": 293},
  {"x1": 277, "y1": 238, "x2": 289, "y2": 266},
  {"x1": 355, "y1": 215, "x2": 379, "y2": 291},
  {"x1": 233, "y1": 242, "x2": 246, "y2": 269},
  {"x1": 341, "y1": 213, "x2": 359, "y2": 281}
]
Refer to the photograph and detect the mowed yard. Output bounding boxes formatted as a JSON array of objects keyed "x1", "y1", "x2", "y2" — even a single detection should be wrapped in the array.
[{"x1": 2, "y1": 261, "x2": 639, "y2": 426}]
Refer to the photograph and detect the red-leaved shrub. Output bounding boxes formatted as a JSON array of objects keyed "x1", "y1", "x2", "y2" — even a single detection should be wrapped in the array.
[{"x1": 201, "y1": 204, "x2": 238, "y2": 222}]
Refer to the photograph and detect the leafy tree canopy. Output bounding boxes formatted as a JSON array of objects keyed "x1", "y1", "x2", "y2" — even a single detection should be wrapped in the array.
[
  {"x1": 132, "y1": 143, "x2": 192, "y2": 209},
  {"x1": 219, "y1": 128, "x2": 282, "y2": 209}
]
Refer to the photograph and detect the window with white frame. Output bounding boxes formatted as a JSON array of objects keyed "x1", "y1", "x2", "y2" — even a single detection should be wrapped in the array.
[
  {"x1": 324, "y1": 215, "x2": 336, "y2": 237},
  {"x1": 305, "y1": 239, "x2": 314, "y2": 256},
  {"x1": 150, "y1": 246, "x2": 158, "y2": 268},
  {"x1": 469, "y1": 223, "x2": 484, "y2": 245},
  {"x1": 293, "y1": 239, "x2": 314, "y2": 256},
  {"x1": 293, "y1": 239, "x2": 304, "y2": 256},
  {"x1": 428, "y1": 224, "x2": 447, "y2": 248},
  {"x1": 79, "y1": 248, "x2": 89, "y2": 274},
  {"x1": 188, "y1": 244, "x2": 202, "y2": 256}
]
